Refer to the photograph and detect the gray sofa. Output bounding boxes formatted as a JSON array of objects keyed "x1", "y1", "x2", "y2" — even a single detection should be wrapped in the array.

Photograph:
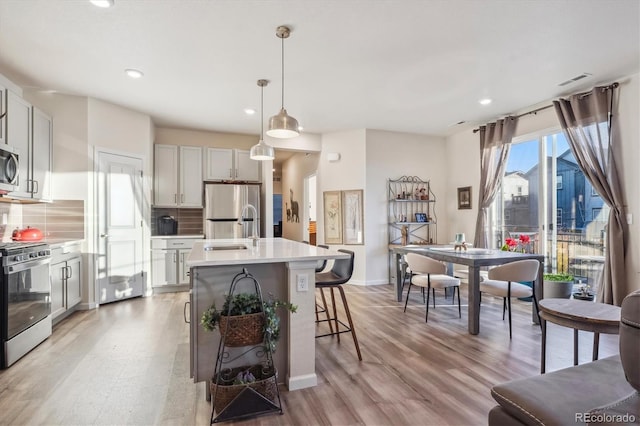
[{"x1": 489, "y1": 289, "x2": 640, "y2": 425}]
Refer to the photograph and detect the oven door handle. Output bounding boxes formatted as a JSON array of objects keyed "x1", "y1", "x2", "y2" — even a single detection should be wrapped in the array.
[{"x1": 5, "y1": 257, "x2": 51, "y2": 274}]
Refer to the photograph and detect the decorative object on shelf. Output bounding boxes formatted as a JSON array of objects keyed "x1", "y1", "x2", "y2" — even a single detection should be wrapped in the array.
[
  {"x1": 249, "y1": 79, "x2": 275, "y2": 161},
  {"x1": 323, "y1": 190, "x2": 343, "y2": 244},
  {"x1": 543, "y1": 273, "x2": 574, "y2": 299},
  {"x1": 401, "y1": 225, "x2": 408, "y2": 246},
  {"x1": 415, "y1": 213, "x2": 427, "y2": 223},
  {"x1": 457, "y1": 186, "x2": 472, "y2": 209},
  {"x1": 267, "y1": 25, "x2": 299, "y2": 139},
  {"x1": 342, "y1": 189, "x2": 364, "y2": 245}
]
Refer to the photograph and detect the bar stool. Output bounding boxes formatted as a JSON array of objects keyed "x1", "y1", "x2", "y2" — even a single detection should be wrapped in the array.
[
  {"x1": 315, "y1": 249, "x2": 362, "y2": 360},
  {"x1": 314, "y1": 244, "x2": 331, "y2": 327}
]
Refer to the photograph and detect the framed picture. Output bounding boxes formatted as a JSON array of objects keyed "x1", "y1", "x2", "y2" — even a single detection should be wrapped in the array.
[
  {"x1": 323, "y1": 191, "x2": 343, "y2": 244},
  {"x1": 414, "y1": 212, "x2": 427, "y2": 223},
  {"x1": 342, "y1": 189, "x2": 364, "y2": 245},
  {"x1": 458, "y1": 186, "x2": 472, "y2": 210}
]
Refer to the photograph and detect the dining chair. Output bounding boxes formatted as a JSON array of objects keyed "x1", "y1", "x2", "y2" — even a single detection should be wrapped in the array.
[
  {"x1": 404, "y1": 252, "x2": 461, "y2": 323},
  {"x1": 479, "y1": 259, "x2": 541, "y2": 339},
  {"x1": 315, "y1": 249, "x2": 362, "y2": 360}
]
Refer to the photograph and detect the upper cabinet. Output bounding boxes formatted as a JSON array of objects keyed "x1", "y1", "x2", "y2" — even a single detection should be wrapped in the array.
[
  {"x1": 205, "y1": 148, "x2": 260, "y2": 182},
  {"x1": 153, "y1": 144, "x2": 203, "y2": 208},
  {"x1": 31, "y1": 107, "x2": 52, "y2": 201},
  {"x1": 7, "y1": 90, "x2": 32, "y2": 198}
]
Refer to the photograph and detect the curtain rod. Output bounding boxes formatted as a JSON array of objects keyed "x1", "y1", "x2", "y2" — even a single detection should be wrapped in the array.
[{"x1": 472, "y1": 82, "x2": 619, "y2": 133}]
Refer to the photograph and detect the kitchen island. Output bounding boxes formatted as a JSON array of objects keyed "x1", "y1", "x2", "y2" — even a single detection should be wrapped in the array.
[{"x1": 186, "y1": 238, "x2": 348, "y2": 394}]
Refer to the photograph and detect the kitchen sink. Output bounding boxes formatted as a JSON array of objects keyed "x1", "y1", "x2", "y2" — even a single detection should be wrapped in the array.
[{"x1": 204, "y1": 244, "x2": 248, "y2": 251}]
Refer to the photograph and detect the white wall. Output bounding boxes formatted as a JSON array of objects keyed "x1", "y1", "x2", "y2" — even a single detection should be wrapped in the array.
[
  {"x1": 366, "y1": 129, "x2": 448, "y2": 285},
  {"x1": 445, "y1": 72, "x2": 640, "y2": 294},
  {"x1": 316, "y1": 130, "x2": 367, "y2": 283},
  {"x1": 281, "y1": 152, "x2": 319, "y2": 242}
]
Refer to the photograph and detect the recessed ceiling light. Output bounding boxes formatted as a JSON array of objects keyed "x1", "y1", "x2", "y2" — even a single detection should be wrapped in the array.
[
  {"x1": 125, "y1": 69, "x2": 144, "y2": 79},
  {"x1": 90, "y1": 0, "x2": 114, "y2": 8},
  {"x1": 244, "y1": 108, "x2": 256, "y2": 115},
  {"x1": 479, "y1": 98, "x2": 492, "y2": 106}
]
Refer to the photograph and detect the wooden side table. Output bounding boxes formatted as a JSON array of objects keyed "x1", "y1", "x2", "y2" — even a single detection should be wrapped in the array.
[{"x1": 539, "y1": 298, "x2": 621, "y2": 374}]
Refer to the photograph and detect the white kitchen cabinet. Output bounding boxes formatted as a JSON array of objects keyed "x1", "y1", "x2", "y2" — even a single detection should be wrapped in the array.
[
  {"x1": 205, "y1": 148, "x2": 260, "y2": 182},
  {"x1": 31, "y1": 107, "x2": 52, "y2": 200},
  {"x1": 151, "y1": 237, "x2": 200, "y2": 288},
  {"x1": 6, "y1": 90, "x2": 31, "y2": 197},
  {"x1": 50, "y1": 244, "x2": 83, "y2": 324},
  {"x1": 153, "y1": 144, "x2": 203, "y2": 207},
  {"x1": 5, "y1": 91, "x2": 52, "y2": 200}
]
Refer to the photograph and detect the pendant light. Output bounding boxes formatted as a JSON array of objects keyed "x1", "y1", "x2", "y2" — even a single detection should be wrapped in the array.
[
  {"x1": 249, "y1": 79, "x2": 275, "y2": 161},
  {"x1": 267, "y1": 25, "x2": 299, "y2": 139}
]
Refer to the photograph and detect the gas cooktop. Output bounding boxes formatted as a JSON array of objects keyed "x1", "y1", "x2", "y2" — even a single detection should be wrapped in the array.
[{"x1": 0, "y1": 241, "x2": 48, "y2": 253}]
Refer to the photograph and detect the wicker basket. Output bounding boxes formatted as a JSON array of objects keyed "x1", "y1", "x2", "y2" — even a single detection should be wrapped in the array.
[
  {"x1": 219, "y1": 312, "x2": 265, "y2": 346},
  {"x1": 211, "y1": 364, "x2": 277, "y2": 412}
]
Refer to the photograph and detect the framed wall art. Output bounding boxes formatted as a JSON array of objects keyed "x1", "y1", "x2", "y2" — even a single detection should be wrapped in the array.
[
  {"x1": 342, "y1": 189, "x2": 364, "y2": 245},
  {"x1": 458, "y1": 186, "x2": 472, "y2": 210},
  {"x1": 323, "y1": 191, "x2": 343, "y2": 244}
]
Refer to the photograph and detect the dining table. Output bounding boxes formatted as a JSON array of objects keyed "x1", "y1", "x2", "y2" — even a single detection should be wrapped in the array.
[{"x1": 392, "y1": 245, "x2": 545, "y2": 335}]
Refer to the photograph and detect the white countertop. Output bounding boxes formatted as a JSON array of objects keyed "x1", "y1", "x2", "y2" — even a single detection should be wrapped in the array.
[{"x1": 186, "y1": 238, "x2": 347, "y2": 267}]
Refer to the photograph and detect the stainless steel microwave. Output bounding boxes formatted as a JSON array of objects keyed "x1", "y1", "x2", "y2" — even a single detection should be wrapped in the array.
[{"x1": 0, "y1": 144, "x2": 19, "y2": 194}]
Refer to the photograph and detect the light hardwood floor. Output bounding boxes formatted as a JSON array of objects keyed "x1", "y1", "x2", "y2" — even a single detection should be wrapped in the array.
[{"x1": 0, "y1": 284, "x2": 619, "y2": 426}]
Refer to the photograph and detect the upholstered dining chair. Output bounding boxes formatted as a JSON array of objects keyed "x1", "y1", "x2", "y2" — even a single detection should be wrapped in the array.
[
  {"x1": 315, "y1": 249, "x2": 362, "y2": 360},
  {"x1": 479, "y1": 259, "x2": 540, "y2": 339},
  {"x1": 404, "y1": 252, "x2": 461, "y2": 323}
]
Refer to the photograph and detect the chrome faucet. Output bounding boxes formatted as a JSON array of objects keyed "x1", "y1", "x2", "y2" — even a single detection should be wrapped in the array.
[{"x1": 238, "y1": 204, "x2": 259, "y2": 245}]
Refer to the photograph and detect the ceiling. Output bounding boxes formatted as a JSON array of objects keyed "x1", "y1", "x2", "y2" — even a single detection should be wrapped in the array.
[{"x1": 0, "y1": 0, "x2": 638, "y2": 139}]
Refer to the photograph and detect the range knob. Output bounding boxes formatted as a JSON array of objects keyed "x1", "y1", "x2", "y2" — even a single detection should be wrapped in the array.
[
  {"x1": 29, "y1": 252, "x2": 37, "y2": 259},
  {"x1": 12, "y1": 255, "x2": 22, "y2": 262}
]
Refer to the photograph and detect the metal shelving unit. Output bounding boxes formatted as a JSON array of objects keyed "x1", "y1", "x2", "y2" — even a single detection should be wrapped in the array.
[{"x1": 388, "y1": 176, "x2": 437, "y2": 282}]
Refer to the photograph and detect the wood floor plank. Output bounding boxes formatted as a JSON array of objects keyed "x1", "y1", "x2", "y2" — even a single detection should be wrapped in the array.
[{"x1": 0, "y1": 284, "x2": 620, "y2": 425}]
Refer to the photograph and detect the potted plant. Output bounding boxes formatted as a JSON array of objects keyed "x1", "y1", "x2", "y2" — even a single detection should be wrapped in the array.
[
  {"x1": 543, "y1": 273, "x2": 574, "y2": 299},
  {"x1": 201, "y1": 292, "x2": 297, "y2": 351}
]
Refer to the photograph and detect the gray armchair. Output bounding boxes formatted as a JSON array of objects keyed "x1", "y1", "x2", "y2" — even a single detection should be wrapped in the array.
[{"x1": 488, "y1": 289, "x2": 640, "y2": 425}]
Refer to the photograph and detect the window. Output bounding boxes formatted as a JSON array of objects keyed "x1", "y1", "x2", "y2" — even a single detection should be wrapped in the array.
[
  {"x1": 556, "y1": 208, "x2": 563, "y2": 227},
  {"x1": 491, "y1": 130, "x2": 607, "y2": 283},
  {"x1": 591, "y1": 186, "x2": 598, "y2": 196}
]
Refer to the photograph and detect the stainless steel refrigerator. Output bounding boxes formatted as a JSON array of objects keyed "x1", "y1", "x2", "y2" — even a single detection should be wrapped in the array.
[{"x1": 204, "y1": 183, "x2": 261, "y2": 239}]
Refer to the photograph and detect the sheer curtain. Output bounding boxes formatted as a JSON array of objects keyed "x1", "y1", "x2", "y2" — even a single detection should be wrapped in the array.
[
  {"x1": 553, "y1": 84, "x2": 626, "y2": 305},
  {"x1": 473, "y1": 117, "x2": 518, "y2": 248}
]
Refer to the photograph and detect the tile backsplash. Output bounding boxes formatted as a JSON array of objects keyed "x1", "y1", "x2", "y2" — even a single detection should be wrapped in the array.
[
  {"x1": 151, "y1": 208, "x2": 203, "y2": 235},
  {"x1": 0, "y1": 199, "x2": 85, "y2": 242},
  {"x1": 22, "y1": 200, "x2": 85, "y2": 241}
]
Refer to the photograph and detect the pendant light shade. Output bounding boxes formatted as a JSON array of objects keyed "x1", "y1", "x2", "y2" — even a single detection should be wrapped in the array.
[
  {"x1": 250, "y1": 79, "x2": 275, "y2": 161},
  {"x1": 267, "y1": 25, "x2": 299, "y2": 139}
]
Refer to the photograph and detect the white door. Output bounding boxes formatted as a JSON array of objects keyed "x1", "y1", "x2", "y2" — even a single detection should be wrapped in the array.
[{"x1": 97, "y1": 151, "x2": 144, "y2": 304}]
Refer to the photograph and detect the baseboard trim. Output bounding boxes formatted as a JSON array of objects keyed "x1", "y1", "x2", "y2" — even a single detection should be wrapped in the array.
[
  {"x1": 287, "y1": 373, "x2": 317, "y2": 391},
  {"x1": 77, "y1": 302, "x2": 97, "y2": 310}
]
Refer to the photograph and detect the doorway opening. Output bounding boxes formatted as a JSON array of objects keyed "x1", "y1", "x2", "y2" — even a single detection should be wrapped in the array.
[{"x1": 303, "y1": 174, "x2": 317, "y2": 245}]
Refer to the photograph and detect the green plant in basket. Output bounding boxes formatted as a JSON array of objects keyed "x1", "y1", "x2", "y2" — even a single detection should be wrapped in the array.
[{"x1": 201, "y1": 292, "x2": 297, "y2": 353}]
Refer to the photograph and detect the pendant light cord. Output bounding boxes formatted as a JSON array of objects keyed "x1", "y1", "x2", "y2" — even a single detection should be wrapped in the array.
[
  {"x1": 280, "y1": 35, "x2": 285, "y2": 109},
  {"x1": 260, "y1": 83, "x2": 264, "y2": 139}
]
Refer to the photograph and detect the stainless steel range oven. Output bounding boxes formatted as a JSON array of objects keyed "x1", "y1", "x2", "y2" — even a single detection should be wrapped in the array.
[{"x1": 0, "y1": 242, "x2": 51, "y2": 368}]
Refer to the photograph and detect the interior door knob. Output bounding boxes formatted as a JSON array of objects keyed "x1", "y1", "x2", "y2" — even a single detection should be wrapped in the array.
[{"x1": 100, "y1": 234, "x2": 109, "y2": 238}]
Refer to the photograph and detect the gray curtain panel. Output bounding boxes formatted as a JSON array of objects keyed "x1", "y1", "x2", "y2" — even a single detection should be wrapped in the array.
[
  {"x1": 553, "y1": 85, "x2": 627, "y2": 305},
  {"x1": 473, "y1": 117, "x2": 518, "y2": 248}
]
